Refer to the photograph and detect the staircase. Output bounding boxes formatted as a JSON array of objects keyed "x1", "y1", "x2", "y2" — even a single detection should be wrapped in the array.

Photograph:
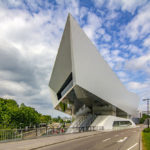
[
  {"x1": 66, "y1": 114, "x2": 96, "y2": 133},
  {"x1": 66, "y1": 116, "x2": 87, "y2": 133}
]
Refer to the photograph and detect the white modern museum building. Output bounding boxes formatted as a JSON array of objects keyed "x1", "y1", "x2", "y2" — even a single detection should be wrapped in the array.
[{"x1": 49, "y1": 14, "x2": 140, "y2": 131}]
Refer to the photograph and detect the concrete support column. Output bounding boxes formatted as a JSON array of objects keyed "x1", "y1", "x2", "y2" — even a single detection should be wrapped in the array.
[{"x1": 112, "y1": 106, "x2": 116, "y2": 116}]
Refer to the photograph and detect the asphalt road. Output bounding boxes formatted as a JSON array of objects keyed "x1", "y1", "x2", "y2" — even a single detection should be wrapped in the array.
[{"x1": 35, "y1": 127, "x2": 142, "y2": 150}]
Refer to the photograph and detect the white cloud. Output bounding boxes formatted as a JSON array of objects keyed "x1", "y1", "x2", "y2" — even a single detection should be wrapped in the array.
[
  {"x1": 92, "y1": 0, "x2": 105, "y2": 7},
  {"x1": 97, "y1": 28, "x2": 105, "y2": 35},
  {"x1": 107, "y1": 0, "x2": 147, "y2": 14},
  {"x1": 126, "y1": 52, "x2": 150, "y2": 74},
  {"x1": 125, "y1": 3, "x2": 150, "y2": 41},
  {"x1": 105, "y1": 10, "x2": 118, "y2": 20},
  {"x1": 93, "y1": 0, "x2": 147, "y2": 14},
  {"x1": 99, "y1": 46, "x2": 125, "y2": 70},
  {"x1": 112, "y1": 50, "x2": 120, "y2": 56},
  {"x1": 0, "y1": 80, "x2": 26, "y2": 94},
  {"x1": 102, "y1": 34, "x2": 111, "y2": 42},
  {"x1": 117, "y1": 71, "x2": 126, "y2": 78},
  {"x1": 128, "y1": 81, "x2": 148, "y2": 90},
  {"x1": 0, "y1": 0, "x2": 149, "y2": 114},
  {"x1": 127, "y1": 44, "x2": 141, "y2": 53},
  {"x1": 79, "y1": 7, "x2": 88, "y2": 23},
  {"x1": 100, "y1": 48, "x2": 110, "y2": 57},
  {"x1": 83, "y1": 12, "x2": 102, "y2": 41},
  {"x1": 116, "y1": 71, "x2": 129, "y2": 83},
  {"x1": 127, "y1": 80, "x2": 150, "y2": 105},
  {"x1": 0, "y1": 0, "x2": 80, "y2": 117},
  {"x1": 143, "y1": 36, "x2": 150, "y2": 47}
]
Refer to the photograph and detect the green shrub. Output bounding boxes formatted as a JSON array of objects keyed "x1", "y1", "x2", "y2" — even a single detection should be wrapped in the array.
[
  {"x1": 143, "y1": 128, "x2": 150, "y2": 133},
  {"x1": 142, "y1": 131, "x2": 150, "y2": 150}
]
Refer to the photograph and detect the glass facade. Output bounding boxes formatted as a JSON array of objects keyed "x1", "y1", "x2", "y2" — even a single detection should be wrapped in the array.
[
  {"x1": 57, "y1": 73, "x2": 73, "y2": 100},
  {"x1": 113, "y1": 121, "x2": 132, "y2": 127}
]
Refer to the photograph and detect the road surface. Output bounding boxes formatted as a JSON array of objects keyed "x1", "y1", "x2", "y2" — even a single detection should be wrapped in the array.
[{"x1": 35, "y1": 127, "x2": 142, "y2": 150}]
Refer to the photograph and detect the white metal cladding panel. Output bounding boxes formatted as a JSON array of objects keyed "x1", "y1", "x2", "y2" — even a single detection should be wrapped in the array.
[
  {"x1": 49, "y1": 88, "x2": 58, "y2": 106},
  {"x1": 49, "y1": 16, "x2": 72, "y2": 93},
  {"x1": 69, "y1": 15, "x2": 139, "y2": 116}
]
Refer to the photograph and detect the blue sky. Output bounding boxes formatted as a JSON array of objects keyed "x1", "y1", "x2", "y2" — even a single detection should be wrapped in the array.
[{"x1": 0, "y1": 0, "x2": 150, "y2": 117}]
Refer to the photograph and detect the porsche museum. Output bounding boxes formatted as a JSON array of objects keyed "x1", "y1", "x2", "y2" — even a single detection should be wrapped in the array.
[{"x1": 49, "y1": 14, "x2": 139, "y2": 131}]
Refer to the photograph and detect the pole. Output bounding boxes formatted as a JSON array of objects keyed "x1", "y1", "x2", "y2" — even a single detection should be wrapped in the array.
[
  {"x1": 46, "y1": 124, "x2": 48, "y2": 135},
  {"x1": 148, "y1": 100, "x2": 149, "y2": 117},
  {"x1": 147, "y1": 100, "x2": 149, "y2": 128}
]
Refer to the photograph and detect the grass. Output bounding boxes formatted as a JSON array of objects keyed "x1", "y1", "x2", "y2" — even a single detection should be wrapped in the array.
[{"x1": 142, "y1": 128, "x2": 150, "y2": 150}]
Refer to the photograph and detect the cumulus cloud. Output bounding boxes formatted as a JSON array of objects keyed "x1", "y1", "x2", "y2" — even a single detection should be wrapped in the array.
[
  {"x1": 0, "y1": 0, "x2": 80, "y2": 117},
  {"x1": 128, "y1": 82, "x2": 148, "y2": 90},
  {"x1": 99, "y1": 45, "x2": 125, "y2": 70},
  {"x1": 83, "y1": 12, "x2": 102, "y2": 41},
  {"x1": 127, "y1": 80, "x2": 150, "y2": 112},
  {"x1": 93, "y1": 0, "x2": 147, "y2": 14},
  {"x1": 92, "y1": 0, "x2": 105, "y2": 7},
  {"x1": 116, "y1": 71, "x2": 128, "y2": 82},
  {"x1": 102, "y1": 34, "x2": 111, "y2": 42},
  {"x1": 125, "y1": 3, "x2": 150, "y2": 41},
  {"x1": 127, "y1": 45, "x2": 141, "y2": 54},
  {"x1": 125, "y1": 52, "x2": 150, "y2": 74},
  {"x1": 108, "y1": 0, "x2": 147, "y2": 14},
  {"x1": 0, "y1": 0, "x2": 149, "y2": 114},
  {"x1": 143, "y1": 36, "x2": 150, "y2": 47}
]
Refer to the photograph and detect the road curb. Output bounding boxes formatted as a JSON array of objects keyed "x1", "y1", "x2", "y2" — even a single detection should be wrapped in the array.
[
  {"x1": 29, "y1": 132, "x2": 103, "y2": 150},
  {"x1": 140, "y1": 132, "x2": 142, "y2": 150}
]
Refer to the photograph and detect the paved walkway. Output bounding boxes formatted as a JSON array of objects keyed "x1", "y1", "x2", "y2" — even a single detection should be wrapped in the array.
[{"x1": 0, "y1": 131, "x2": 102, "y2": 150}]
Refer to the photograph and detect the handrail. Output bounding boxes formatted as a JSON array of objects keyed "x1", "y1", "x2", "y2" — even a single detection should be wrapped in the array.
[{"x1": 0, "y1": 126, "x2": 104, "y2": 143}]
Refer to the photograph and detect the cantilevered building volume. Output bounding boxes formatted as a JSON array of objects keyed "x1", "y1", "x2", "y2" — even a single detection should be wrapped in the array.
[{"x1": 49, "y1": 14, "x2": 140, "y2": 131}]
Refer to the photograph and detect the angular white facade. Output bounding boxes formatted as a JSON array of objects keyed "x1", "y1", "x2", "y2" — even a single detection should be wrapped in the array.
[{"x1": 49, "y1": 14, "x2": 139, "y2": 119}]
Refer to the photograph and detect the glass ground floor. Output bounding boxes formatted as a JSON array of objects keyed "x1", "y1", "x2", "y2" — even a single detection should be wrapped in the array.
[{"x1": 55, "y1": 85, "x2": 130, "y2": 119}]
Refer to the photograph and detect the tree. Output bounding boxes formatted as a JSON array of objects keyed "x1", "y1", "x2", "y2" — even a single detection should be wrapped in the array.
[
  {"x1": 0, "y1": 98, "x2": 67, "y2": 129},
  {"x1": 0, "y1": 98, "x2": 19, "y2": 128},
  {"x1": 0, "y1": 98, "x2": 41, "y2": 129},
  {"x1": 40, "y1": 115, "x2": 51, "y2": 124},
  {"x1": 18, "y1": 103, "x2": 40, "y2": 128},
  {"x1": 140, "y1": 114, "x2": 150, "y2": 123}
]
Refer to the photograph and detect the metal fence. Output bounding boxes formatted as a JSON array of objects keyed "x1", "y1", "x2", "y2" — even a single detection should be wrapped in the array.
[
  {"x1": 0, "y1": 129, "x2": 22, "y2": 142},
  {"x1": 0, "y1": 126, "x2": 104, "y2": 143}
]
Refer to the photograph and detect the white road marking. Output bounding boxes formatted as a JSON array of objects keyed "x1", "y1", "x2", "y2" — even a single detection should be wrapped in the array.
[
  {"x1": 117, "y1": 137, "x2": 127, "y2": 143},
  {"x1": 127, "y1": 143, "x2": 138, "y2": 150},
  {"x1": 102, "y1": 138, "x2": 111, "y2": 142}
]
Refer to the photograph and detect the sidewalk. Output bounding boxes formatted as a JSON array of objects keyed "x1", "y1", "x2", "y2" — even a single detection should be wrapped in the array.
[{"x1": 0, "y1": 131, "x2": 102, "y2": 150}]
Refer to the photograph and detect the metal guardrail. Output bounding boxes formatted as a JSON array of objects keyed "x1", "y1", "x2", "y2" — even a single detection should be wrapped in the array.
[{"x1": 0, "y1": 126, "x2": 104, "y2": 143}]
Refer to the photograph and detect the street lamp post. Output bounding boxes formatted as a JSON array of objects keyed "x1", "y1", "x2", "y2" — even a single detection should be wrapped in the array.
[{"x1": 143, "y1": 98, "x2": 150, "y2": 128}]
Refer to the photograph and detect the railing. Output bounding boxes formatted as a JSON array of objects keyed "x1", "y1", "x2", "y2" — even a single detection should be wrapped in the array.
[
  {"x1": 0, "y1": 129, "x2": 22, "y2": 142},
  {"x1": 75, "y1": 116, "x2": 87, "y2": 127},
  {"x1": 0, "y1": 126, "x2": 104, "y2": 143}
]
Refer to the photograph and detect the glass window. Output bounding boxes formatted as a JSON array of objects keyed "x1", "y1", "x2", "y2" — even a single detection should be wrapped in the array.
[
  {"x1": 57, "y1": 73, "x2": 73, "y2": 100},
  {"x1": 113, "y1": 121, "x2": 132, "y2": 127}
]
